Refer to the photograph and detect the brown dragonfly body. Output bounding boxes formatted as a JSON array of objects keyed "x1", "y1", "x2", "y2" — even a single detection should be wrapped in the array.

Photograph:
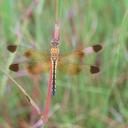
[
  {"x1": 50, "y1": 46, "x2": 59, "y2": 95},
  {"x1": 50, "y1": 23, "x2": 60, "y2": 95}
]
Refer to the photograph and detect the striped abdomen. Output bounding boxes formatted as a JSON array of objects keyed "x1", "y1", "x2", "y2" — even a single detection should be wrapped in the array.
[{"x1": 51, "y1": 61, "x2": 57, "y2": 96}]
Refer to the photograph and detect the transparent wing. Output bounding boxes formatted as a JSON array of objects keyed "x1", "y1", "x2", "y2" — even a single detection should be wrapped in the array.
[
  {"x1": 59, "y1": 44, "x2": 102, "y2": 65},
  {"x1": 58, "y1": 62, "x2": 100, "y2": 75},
  {"x1": 7, "y1": 44, "x2": 50, "y2": 74},
  {"x1": 58, "y1": 44, "x2": 102, "y2": 75},
  {"x1": 7, "y1": 44, "x2": 102, "y2": 75}
]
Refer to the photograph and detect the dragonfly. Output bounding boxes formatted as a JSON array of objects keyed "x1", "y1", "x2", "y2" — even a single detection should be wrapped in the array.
[{"x1": 7, "y1": 41, "x2": 102, "y2": 96}]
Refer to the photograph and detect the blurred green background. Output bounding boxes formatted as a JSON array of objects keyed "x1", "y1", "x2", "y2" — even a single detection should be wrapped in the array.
[{"x1": 0, "y1": 0, "x2": 128, "y2": 128}]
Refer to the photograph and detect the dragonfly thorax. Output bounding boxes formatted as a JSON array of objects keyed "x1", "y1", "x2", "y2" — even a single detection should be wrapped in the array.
[{"x1": 51, "y1": 47, "x2": 59, "y2": 61}]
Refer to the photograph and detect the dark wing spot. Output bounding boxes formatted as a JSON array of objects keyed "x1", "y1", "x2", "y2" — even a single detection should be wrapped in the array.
[
  {"x1": 90, "y1": 65, "x2": 100, "y2": 74},
  {"x1": 7, "y1": 45, "x2": 17, "y2": 53},
  {"x1": 9, "y1": 63, "x2": 19, "y2": 72},
  {"x1": 24, "y1": 50, "x2": 32, "y2": 57},
  {"x1": 77, "y1": 50, "x2": 84, "y2": 58},
  {"x1": 92, "y1": 44, "x2": 102, "y2": 52}
]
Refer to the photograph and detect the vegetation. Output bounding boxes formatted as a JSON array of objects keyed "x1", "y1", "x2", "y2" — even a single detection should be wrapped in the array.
[{"x1": 0, "y1": 0, "x2": 127, "y2": 127}]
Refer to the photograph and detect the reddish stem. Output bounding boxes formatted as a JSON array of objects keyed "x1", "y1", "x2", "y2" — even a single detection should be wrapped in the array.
[
  {"x1": 42, "y1": 63, "x2": 52, "y2": 123},
  {"x1": 51, "y1": 22, "x2": 60, "y2": 46}
]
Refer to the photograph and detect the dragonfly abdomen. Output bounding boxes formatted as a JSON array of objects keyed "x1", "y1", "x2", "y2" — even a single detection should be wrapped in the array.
[{"x1": 52, "y1": 61, "x2": 57, "y2": 96}]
